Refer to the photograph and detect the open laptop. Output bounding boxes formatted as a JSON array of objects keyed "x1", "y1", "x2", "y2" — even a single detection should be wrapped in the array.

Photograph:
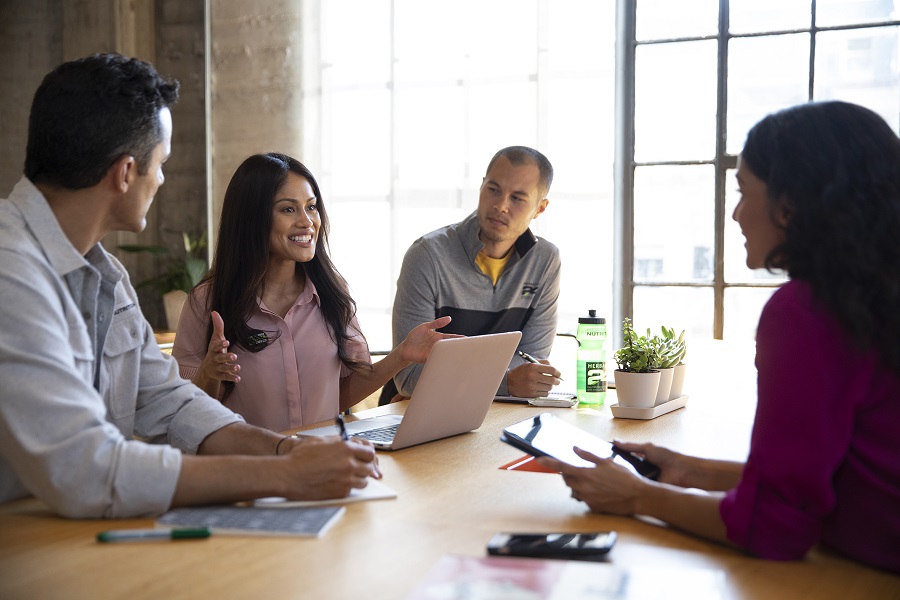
[{"x1": 301, "y1": 331, "x2": 521, "y2": 450}]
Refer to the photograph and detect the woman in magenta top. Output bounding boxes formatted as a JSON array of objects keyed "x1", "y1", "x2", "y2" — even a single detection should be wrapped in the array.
[
  {"x1": 541, "y1": 102, "x2": 900, "y2": 573},
  {"x1": 173, "y1": 153, "x2": 453, "y2": 432}
]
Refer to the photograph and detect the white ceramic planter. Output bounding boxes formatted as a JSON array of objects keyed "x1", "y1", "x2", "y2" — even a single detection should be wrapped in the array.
[
  {"x1": 654, "y1": 367, "x2": 674, "y2": 406},
  {"x1": 163, "y1": 289, "x2": 188, "y2": 331},
  {"x1": 613, "y1": 369, "x2": 661, "y2": 409},
  {"x1": 669, "y1": 363, "x2": 687, "y2": 400}
]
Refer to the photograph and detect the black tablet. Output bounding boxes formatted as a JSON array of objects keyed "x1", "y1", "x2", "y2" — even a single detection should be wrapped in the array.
[{"x1": 500, "y1": 413, "x2": 661, "y2": 480}]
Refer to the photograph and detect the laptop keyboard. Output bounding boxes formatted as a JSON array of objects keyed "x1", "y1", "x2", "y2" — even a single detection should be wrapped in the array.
[{"x1": 352, "y1": 423, "x2": 400, "y2": 443}]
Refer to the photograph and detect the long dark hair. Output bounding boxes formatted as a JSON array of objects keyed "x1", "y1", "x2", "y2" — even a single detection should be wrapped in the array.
[
  {"x1": 741, "y1": 101, "x2": 900, "y2": 375},
  {"x1": 193, "y1": 153, "x2": 370, "y2": 392}
]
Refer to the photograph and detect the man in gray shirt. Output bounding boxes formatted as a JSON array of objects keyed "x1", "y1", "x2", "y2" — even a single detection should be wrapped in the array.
[
  {"x1": 0, "y1": 53, "x2": 379, "y2": 518},
  {"x1": 387, "y1": 146, "x2": 562, "y2": 402}
]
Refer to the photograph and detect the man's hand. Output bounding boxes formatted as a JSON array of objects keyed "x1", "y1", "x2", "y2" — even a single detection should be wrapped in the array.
[
  {"x1": 175, "y1": 430, "x2": 382, "y2": 507},
  {"x1": 280, "y1": 436, "x2": 381, "y2": 500},
  {"x1": 507, "y1": 360, "x2": 562, "y2": 398}
]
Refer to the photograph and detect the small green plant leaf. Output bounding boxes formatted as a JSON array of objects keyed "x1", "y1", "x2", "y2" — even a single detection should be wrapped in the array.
[{"x1": 118, "y1": 230, "x2": 208, "y2": 295}]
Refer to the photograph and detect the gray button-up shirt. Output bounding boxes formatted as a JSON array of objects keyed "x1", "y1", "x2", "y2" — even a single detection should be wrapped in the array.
[{"x1": 0, "y1": 178, "x2": 242, "y2": 518}]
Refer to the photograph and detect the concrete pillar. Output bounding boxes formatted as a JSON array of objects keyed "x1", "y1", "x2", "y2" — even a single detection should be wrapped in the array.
[{"x1": 208, "y1": 1, "x2": 304, "y2": 236}]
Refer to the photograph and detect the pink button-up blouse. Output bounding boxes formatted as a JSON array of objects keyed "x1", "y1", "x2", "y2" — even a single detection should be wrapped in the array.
[{"x1": 173, "y1": 280, "x2": 370, "y2": 432}]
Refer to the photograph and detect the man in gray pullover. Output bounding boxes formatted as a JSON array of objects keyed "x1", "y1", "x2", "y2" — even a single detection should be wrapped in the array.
[{"x1": 385, "y1": 146, "x2": 562, "y2": 402}]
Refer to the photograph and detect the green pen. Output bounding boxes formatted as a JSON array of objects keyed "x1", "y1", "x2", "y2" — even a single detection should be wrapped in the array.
[{"x1": 96, "y1": 527, "x2": 211, "y2": 543}]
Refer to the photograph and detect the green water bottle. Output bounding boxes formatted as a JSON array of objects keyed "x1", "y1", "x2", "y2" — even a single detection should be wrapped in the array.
[{"x1": 576, "y1": 310, "x2": 607, "y2": 406}]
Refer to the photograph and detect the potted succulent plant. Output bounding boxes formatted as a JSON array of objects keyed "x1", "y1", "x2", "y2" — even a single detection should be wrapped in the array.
[
  {"x1": 612, "y1": 318, "x2": 661, "y2": 408},
  {"x1": 660, "y1": 326, "x2": 687, "y2": 401},
  {"x1": 646, "y1": 326, "x2": 686, "y2": 405},
  {"x1": 119, "y1": 230, "x2": 207, "y2": 330}
]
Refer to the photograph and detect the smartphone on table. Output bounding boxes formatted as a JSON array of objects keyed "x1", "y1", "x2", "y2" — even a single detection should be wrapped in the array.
[
  {"x1": 500, "y1": 412, "x2": 661, "y2": 480},
  {"x1": 486, "y1": 531, "x2": 617, "y2": 561}
]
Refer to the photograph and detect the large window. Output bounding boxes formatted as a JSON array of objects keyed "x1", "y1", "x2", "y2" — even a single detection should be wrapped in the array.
[
  {"x1": 302, "y1": 0, "x2": 899, "y2": 351},
  {"x1": 621, "y1": 0, "x2": 900, "y2": 344},
  {"x1": 302, "y1": 0, "x2": 617, "y2": 350}
]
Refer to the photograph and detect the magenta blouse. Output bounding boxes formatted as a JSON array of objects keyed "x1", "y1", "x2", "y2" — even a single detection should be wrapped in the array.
[{"x1": 720, "y1": 280, "x2": 900, "y2": 573}]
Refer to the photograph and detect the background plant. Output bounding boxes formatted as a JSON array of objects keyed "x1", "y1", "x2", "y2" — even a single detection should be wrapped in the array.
[
  {"x1": 119, "y1": 230, "x2": 208, "y2": 295},
  {"x1": 613, "y1": 318, "x2": 660, "y2": 373}
]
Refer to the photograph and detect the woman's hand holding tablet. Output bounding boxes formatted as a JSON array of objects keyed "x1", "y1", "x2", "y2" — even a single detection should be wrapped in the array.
[{"x1": 500, "y1": 413, "x2": 661, "y2": 480}]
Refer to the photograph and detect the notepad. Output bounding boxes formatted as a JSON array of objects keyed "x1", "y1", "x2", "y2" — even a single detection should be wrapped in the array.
[
  {"x1": 156, "y1": 505, "x2": 344, "y2": 537},
  {"x1": 252, "y1": 477, "x2": 398, "y2": 507},
  {"x1": 494, "y1": 390, "x2": 578, "y2": 403}
]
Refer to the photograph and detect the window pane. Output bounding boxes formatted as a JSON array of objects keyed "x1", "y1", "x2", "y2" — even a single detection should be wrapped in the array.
[
  {"x1": 632, "y1": 286, "x2": 713, "y2": 342},
  {"x1": 540, "y1": 190, "x2": 614, "y2": 337},
  {"x1": 727, "y1": 34, "x2": 811, "y2": 154},
  {"x1": 636, "y1": 0, "x2": 718, "y2": 41},
  {"x1": 548, "y1": 1, "x2": 612, "y2": 75},
  {"x1": 814, "y1": 26, "x2": 900, "y2": 134},
  {"x1": 396, "y1": 85, "x2": 465, "y2": 189},
  {"x1": 306, "y1": 0, "x2": 615, "y2": 350},
  {"x1": 724, "y1": 168, "x2": 788, "y2": 283},
  {"x1": 635, "y1": 40, "x2": 717, "y2": 162},
  {"x1": 546, "y1": 78, "x2": 614, "y2": 192},
  {"x1": 328, "y1": 200, "x2": 393, "y2": 348},
  {"x1": 323, "y1": 0, "x2": 390, "y2": 86},
  {"x1": 328, "y1": 90, "x2": 391, "y2": 197},
  {"x1": 395, "y1": 1, "x2": 467, "y2": 82},
  {"x1": 724, "y1": 286, "x2": 778, "y2": 342},
  {"x1": 817, "y1": 0, "x2": 900, "y2": 27},
  {"x1": 634, "y1": 165, "x2": 714, "y2": 283},
  {"x1": 543, "y1": 76, "x2": 615, "y2": 332},
  {"x1": 466, "y1": 82, "x2": 538, "y2": 189},
  {"x1": 302, "y1": 93, "x2": 321, "y2": 167},
  {"x1": 545, "y1": 0, "x2": 617, "y2": 338},
  {"x1": 730, "y1": 0, "x2": 811, "y2": 34},
  {"x1": 466, "y1": 0, "x2": 538, "y2": 79}
]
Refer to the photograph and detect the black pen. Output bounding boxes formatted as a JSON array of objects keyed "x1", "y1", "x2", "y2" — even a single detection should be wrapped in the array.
[
  {"x1": 335, "y1": 414, "x2": 349, "y2": 440},
  {"x1": 517, "y1": 350, "x2": 564, "y2": 381}
]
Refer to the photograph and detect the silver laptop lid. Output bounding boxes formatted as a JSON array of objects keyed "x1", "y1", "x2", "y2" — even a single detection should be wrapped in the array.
[{"x1": 389, "y1": 331, "x2": 521, "y2": 450}]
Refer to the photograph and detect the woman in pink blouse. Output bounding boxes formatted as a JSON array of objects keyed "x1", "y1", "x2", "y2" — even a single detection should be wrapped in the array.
[
  {"x1": 173, "y1": 153, "x2": 454, "y2": 432},
  {"x1": 540, "y1": 102, "x2": 900, "y2": 573}
]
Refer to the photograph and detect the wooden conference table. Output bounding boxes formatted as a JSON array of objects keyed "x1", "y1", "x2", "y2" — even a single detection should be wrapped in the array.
[{"x1": 1, "y1": 343, "x2": 898, "y2": 599}]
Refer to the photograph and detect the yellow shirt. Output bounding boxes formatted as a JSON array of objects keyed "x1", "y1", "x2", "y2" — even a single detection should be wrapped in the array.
[{"x1": 475, "y1": 250, "x2": 512, "y2": 285}]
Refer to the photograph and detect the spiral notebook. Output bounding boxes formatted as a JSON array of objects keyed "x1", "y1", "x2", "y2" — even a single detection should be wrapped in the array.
[{"x1": 156, "y1": 505, "x2": 344, "y2": 537}]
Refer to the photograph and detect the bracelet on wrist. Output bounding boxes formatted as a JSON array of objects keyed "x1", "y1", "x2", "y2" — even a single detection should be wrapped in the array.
[
  {"x1": 275, "y1": 434, "x2": 301, "y2": 455},
  {"x1": 275, "y1": 436, "x2": 290, "y2": 456}
]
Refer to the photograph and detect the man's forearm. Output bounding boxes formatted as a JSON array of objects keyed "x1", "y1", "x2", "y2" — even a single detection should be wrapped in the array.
[
  {"x1": 172, "y1": 453, "x2": 284, "y2": 507},
  {"x1": 174, "y1": 436, "x2": 379, "y2": 508},
  {"x1": 197, "y1": 422, "x2": 283, "y2": 456}
]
